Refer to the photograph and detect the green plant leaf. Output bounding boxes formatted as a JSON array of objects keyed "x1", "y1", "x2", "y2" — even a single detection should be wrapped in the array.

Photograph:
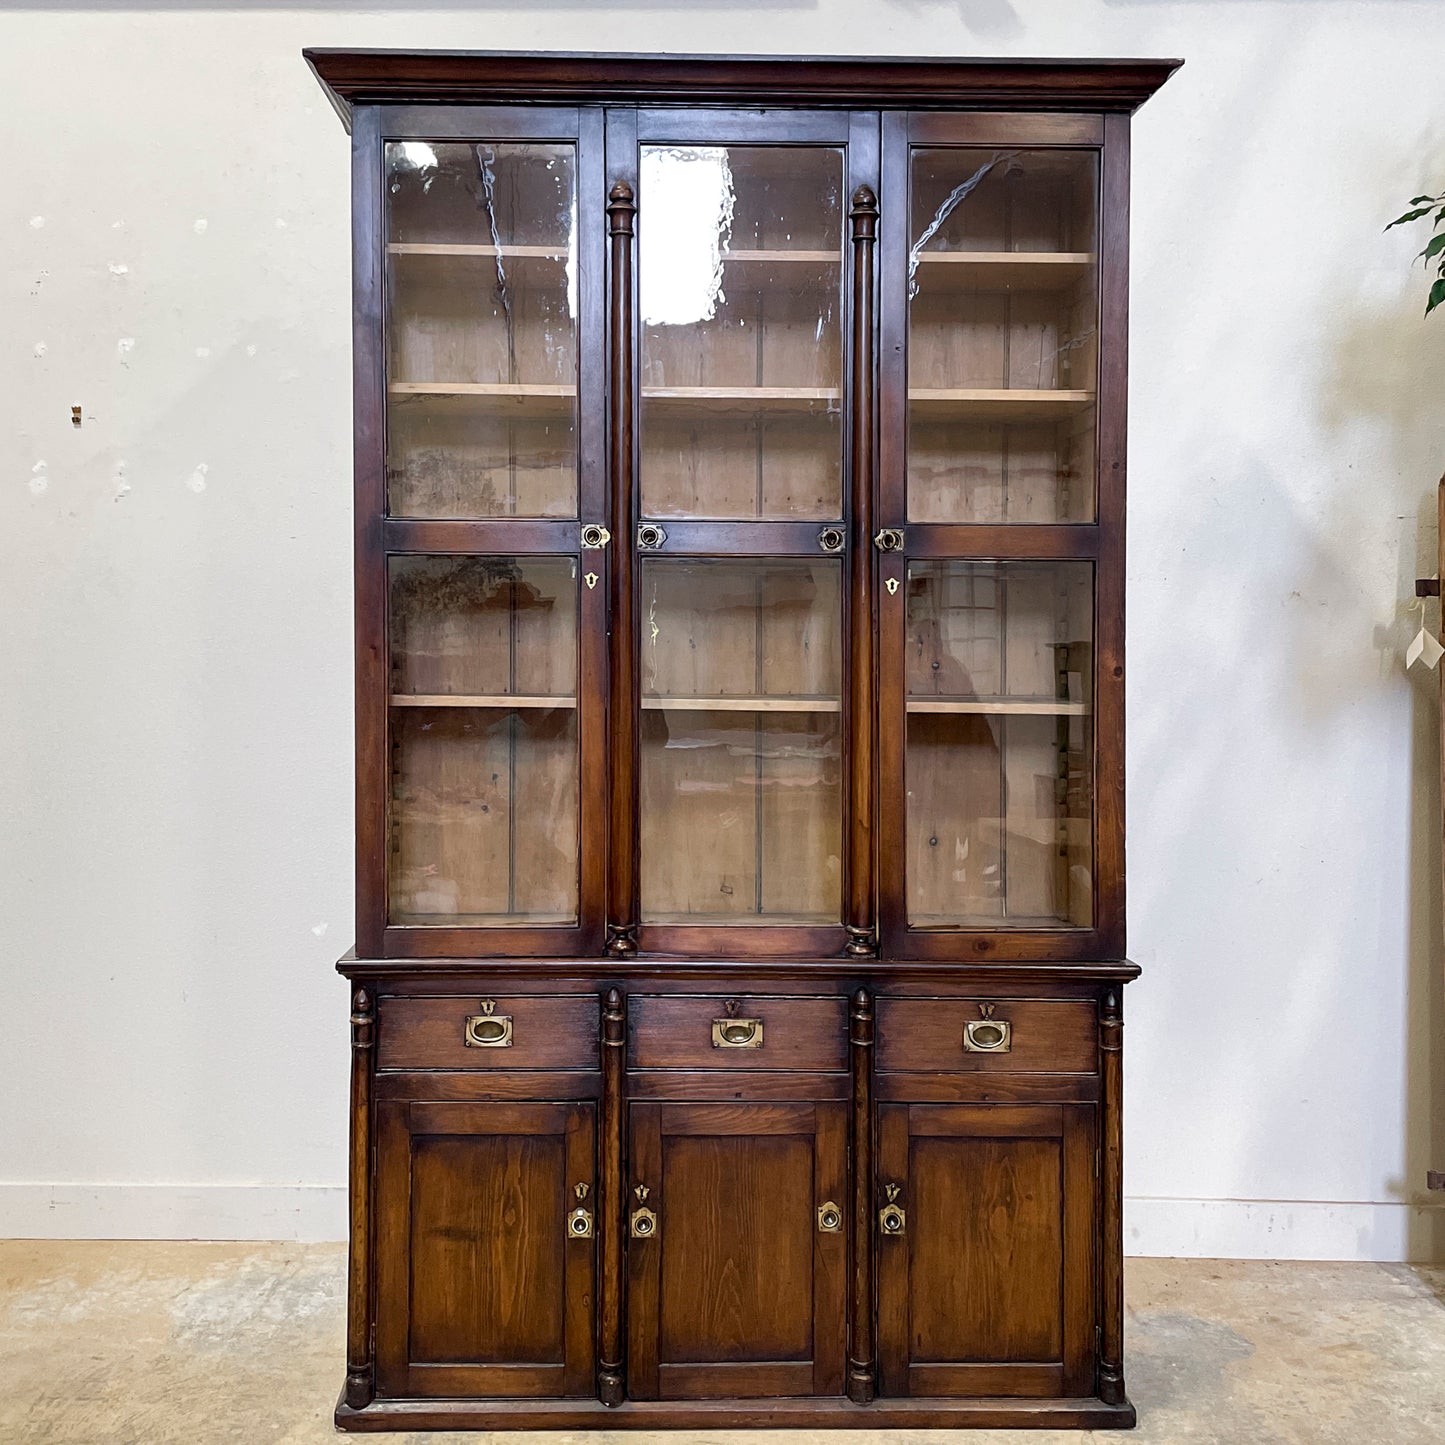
[
  {"x1": 1421, "y1": 233, "x2": 1445, "y2": 264},
  {"x1": 1410, "y1": 194, "x2": 1445, "y2": 206},
  {"x1": 1427, "y1": 277, "x2": 1445, "y2": 316},
  {"x1": 1387, "y1": 206, "x2": 1435, "y2": 229}
]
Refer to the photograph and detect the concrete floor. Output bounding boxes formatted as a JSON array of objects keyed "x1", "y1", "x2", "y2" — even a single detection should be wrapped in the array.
[{"x1": 0, "y1": 1243, "x2": 1442, "y2": 1443}]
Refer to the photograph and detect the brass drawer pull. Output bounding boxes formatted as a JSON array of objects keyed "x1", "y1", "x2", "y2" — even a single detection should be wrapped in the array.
[
  {"x1": 567, "y1": 1182, "x2": 593, "y2": 1239},
  {"x1": 879, "y1": 1183, "x2": 906, "y2": 1236},
  {"x1": 817, "y1": 1201, "x2": 843, "y2": 1233},
  {"x1": 963, "y1": 1019, "x2": 1012, "y2": 1053},
  {"x1": 711, "y1": 1017, "x2": 763, "y2": 1049},
  {"x1": 464, "y1": 1002, "x2": 513, "y2": 1048}
]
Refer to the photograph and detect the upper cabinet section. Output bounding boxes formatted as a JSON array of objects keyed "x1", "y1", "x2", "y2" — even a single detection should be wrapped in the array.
[
  {"x1": 906, "y1": 148, "x2": 1098, "y2": 524},
  {"x1": 639, "y1": 145, "x2": 846, "y2": 521},
  {"x1": 385, "y1": 139, "x2": 580, "y2": 519}
]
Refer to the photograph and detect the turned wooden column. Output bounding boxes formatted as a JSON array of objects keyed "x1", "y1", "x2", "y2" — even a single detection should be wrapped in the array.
[
  {"x1": 848, "y1": 987, "x2": 876, "y2": 1403},
  {"x1": 344, "y1": 986, "x2": 375, "y2": 1410},
  {"x1": 1098, "y1": 987, "x2": 1126, "y2": 1405}
]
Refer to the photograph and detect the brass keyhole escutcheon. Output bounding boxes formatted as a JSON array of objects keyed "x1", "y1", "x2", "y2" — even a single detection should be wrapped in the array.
[
  {"x1": 566, "y1": 1182, "x2": 594, "y2": 1239},
  {"x1": 817, "y1": 1201, "x2": 843, "y2": 1233},
  {"x1": 885, "y1": 577, "x2": 900, "y2": 596},
  {"x1": 879, "y1": 1182, "x2": 905, "y2": 1235}
]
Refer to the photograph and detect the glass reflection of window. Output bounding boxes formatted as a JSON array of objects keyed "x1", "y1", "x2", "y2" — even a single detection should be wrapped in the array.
[{"x1": 641, "y1": 147, "x2": 736, "y2": 328}]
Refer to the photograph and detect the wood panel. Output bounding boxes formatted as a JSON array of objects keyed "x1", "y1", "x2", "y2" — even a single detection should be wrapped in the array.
[
  {"x1": 627, "y1": 1100, "x2": 847, "y2": 1400},
  {"x1": 374, "y1": 1099, "x2": 595, "y2": 1399},
  {"x1": 628, "y1": 995, "x2": 848, "y2": 1071},
  {"x1": 875, "y1": 1101, "x2": 1096, "y2": 1400},
  {"x1": 377, "y1": 994, "x2": 599, "y2": 1071}
]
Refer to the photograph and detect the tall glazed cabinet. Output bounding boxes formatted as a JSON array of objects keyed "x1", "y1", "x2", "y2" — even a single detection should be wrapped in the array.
[{"x1": 307, "y1": 49, "x2": 1178, "y2": 1432}]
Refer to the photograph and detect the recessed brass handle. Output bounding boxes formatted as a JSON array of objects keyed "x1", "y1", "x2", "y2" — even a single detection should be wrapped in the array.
[
  {"x1": 963, "y1": 1019, "x2": 1012, "y2": 1053},
  {"x1": 711, "y1": 1017, "x2": 763, "y2": 1049},
  {"x1": 818, "y1": 526, "x2": 845, "y2": 553},
  {"x1": 580, "y1": 524, "x2": 611, "y2": 550},
  {"x1": 874, "y1": 527, "x2": 904, "y2": 552},
  {"x1": 630, "y1": 1184, "x2": 657, "y2": 1238},
  {"x1": 567, "y1": 1181, "x2": 593, "y2": 1238},
  {"x1": 879, "y1": 1182, "x2": 906, "y2": 1235},
  {"x1": 464, "y1": 1003, "x2": 513, "y2": 1048},
  {"x1": 817, "y1": 1201, "x2": 843, "y2": 1233},
  {"x1": 637, "y1": 523, "x2": 667, "y2": 550}
]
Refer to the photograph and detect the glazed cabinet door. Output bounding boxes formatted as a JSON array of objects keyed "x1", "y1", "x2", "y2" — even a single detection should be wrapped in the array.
[
  {"x1": 626, "y1": 1100, "x2": 848, "y2": 1399},
  {"x1": 877, "y1": 111, "x2": 1127, "y2": 961},
  {"x1": 356, "y1": 104, "x2": 608, "y2": 958},
  {"x1": 606, "y1": 109, "x2": 880, "y2": 959},
  {"x1": 374, "y1": 1099, "x2": 596, "y2": 1398},
  {"x1": 876, "y1": 1102, "x2": 1096, "y2": 1398}
]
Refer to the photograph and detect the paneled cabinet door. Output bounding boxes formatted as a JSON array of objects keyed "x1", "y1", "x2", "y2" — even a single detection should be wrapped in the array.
[
  {"x1": 374, "y1": 1099, "x2": 596, "y2": 1398},
  {"x1": 626, "y1": 1100, "x2": 848, "y2": 1399},
  {"x1": 877, "y1": 1103, "x2": 1096, "y2": 1399}
]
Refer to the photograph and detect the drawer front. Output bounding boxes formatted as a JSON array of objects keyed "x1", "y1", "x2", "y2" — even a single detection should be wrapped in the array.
[
  {"x1": 876, "y1": 997, "x2": 1096, "y2": 1074},
  {"x1": 378, "y1": 994, "x2": 598, "y2": 1072},
  {"x1": 629, "y1": 995, "x2": 847, "y2": 1071}
]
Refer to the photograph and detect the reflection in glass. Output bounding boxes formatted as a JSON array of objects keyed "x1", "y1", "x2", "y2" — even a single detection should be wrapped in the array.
[
  {"x1": 905, "y1": 561, "x2": 1093, "y2": 929},
  {"x1": 639, "y1": 559, "x2": 843, "y2": 924},
  {"x1": 385, "y1": 142, "x2": 578, "y2": 519},
  {"x1": 907, "y1": 149, "x2": 1098, "y2": 523},
  {"x1": 387, "y1": 556, "x2": 579, "y2": 926},
  {"x1": 640, "y1": 146, "x2": 844, "y2": 520}
]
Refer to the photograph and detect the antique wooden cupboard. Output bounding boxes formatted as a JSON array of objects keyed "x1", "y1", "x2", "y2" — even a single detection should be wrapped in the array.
[{"x1": 306, "y1": 49, "x2": 1178, "y2": 1432}]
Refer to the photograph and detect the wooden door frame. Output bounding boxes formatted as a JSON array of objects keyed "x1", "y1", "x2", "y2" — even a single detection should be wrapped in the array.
[{"x1": 374, "y1": 1097, "x2": 597, "y2": 1398}]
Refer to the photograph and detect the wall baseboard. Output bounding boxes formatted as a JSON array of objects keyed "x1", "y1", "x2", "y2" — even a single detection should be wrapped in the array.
[{"x1": 2, "y1": 1184, "x2": 1442, "y2": 1261}]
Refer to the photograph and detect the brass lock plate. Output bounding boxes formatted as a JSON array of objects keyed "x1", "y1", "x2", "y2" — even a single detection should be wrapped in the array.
[
  {"x1": 816, "y1": 1201, "x2": 843, "y2": 1233},
  {"x1": 879, "y1": 1202, "x2": 906, "y2": 1234},
  {"x1": 630, "y1": 1206, "x2": 658, "y2": 1238},
  {"x1": 566, "y1": 1206, "x2": 594, "y2": 1238}
]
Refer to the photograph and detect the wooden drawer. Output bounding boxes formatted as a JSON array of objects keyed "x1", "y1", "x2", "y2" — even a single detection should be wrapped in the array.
[
  {"x1": 377, "y1": 994, "x2": 598, "y2": 1072},
  {"x1": 628, "y1": 994, "x2": 847, "y2": 1071},
  {"x1": 876, "y1": 997, "x2": 1097, "y2": 1074}
]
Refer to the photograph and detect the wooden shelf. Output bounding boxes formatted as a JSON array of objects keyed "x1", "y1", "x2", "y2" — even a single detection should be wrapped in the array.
[
  {"x1": 913, "y1": 250, "x2": 1095, "y2": 291},
  {"x1": 388, "y1": 382, "x2": 575, "y2": 416},
  {"x1": 907, "y1": 698, "x2": 1089, "y2": 716},
  {"x1": 643, "y1": 695, "x2": 841, "y2": 713},
  {"x1": 908, "y1": 388, "x2": 1094, "y2": 421},
  {"x1": 390, "y1": 694, "x2": 577, "y2": 710},
  {"x1": 390, "y1": 911, "x2": 577, "y2": 927},
  {"x1": 388, "y1": 242, "x2": 569, "y2": 260},
  {"x1": 910, "y1": 913, "x2": 1077, "y2": 931},
  {"x1": 643, "y1": 387, "x2": 840, "y2": 414}
]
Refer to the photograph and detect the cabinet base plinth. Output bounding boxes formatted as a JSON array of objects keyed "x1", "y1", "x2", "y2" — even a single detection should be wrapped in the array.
[{"x1": 335, "y1": 1388, "x2": 1136, "y2": 1431}]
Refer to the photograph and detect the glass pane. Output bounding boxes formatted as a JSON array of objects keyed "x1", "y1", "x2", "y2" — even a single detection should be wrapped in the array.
[
  {"x1": 639, "y1": 146, "x2": 844, "y2": 520},
  {"x1": 385, "y1": 142, "x2": 577, "y2": 519},
  {"x1": 907, "y1": 149, "x2": 1098, "y2": 523},
  {"x1": 388, "y1": 556, "x2": 578, "y2": 926},
  {"x1": 905, "y1": 561, "x2": 1093, "y2": 929},
  {"x1": 639, "y1": 559, "x2": 843, "y2": 924}
]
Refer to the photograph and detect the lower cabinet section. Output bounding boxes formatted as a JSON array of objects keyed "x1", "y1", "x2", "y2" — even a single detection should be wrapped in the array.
[
  {"x1": 374, "y1": 1099, "x2": 597, "y2": 1398},
  {"x1": 876, "y1": 1103, "x2": 1097, "y2": 1399},
  {"x1": 349, "y1": 979, "x2": 1128, "y2": 1430},
  {"x1": 626, "y1": 1101, "x2": 847, "y2": 1399}
]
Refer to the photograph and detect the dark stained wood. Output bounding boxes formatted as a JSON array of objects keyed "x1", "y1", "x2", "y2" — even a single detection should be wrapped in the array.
[
  {"x1": 628, "y1": 995, "x2": 848, "y2": 1071},
  {"x1": 306, "y1": 50, "x2": 1182, "y2": 125},
  {"x1": 874, "y1": 1100, "x2": 1096, "y2": 1400},
  {"x1": 374, "y1": 1098, "x2": 596, "y2": 1399},
  {"x1": 847, "y1": 990, "x2": 875, "y2": 1405},
  {"x1": 607, "y1": 175, "x2": 640, "y2": 959},
  {"x1": 875, "y1": 997, "x2": 1097, "y2": 1074},
  {"x1": 1094, "y1": 113, "x2": 1132, "y2": 959},
  {"x1": 325, "y1": 51, "x2": 1170, "y2": 1426},
  {"x1": 599, "y1": 988, "x2": 627, "y2": 1407},
  {"x1": 337, "y1": 1394, "x2": 1137, "y2": 1429},
  {"x1": 845, "y1": 183, "x2": 879, "y2": 958},
  {"x1": 344, "y1": 987, "x2": 375, "y2": 1409},
  {"x1": 377, "y1": 994, "x2": 599, "y2": 1072},
  {"x1": 627, "y1": 1100, "x2": 848, "y2": 1401},
  {"x1": 351, "y1": 105, "x2": 386, "y2": 959},
  {"x1": 1098, "y1": 987, "x2": 1125, "y2": 1405}
]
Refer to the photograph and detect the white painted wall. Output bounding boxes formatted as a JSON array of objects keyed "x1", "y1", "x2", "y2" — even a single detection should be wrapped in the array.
[{"x1": 2, "y1": 3, "x2": 1444, "y2": 1261}]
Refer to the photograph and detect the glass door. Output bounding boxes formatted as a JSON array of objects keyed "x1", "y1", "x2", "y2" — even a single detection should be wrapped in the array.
[
  {"x1": 617, "y1": 112, "x2": 875, "y2": 957},
  {"x1": 878, "y1": 114, "x2": 1122, "y2": 961},
  {"x1": 358, "y1": 107, "x2": 607, "y2": 957}
]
